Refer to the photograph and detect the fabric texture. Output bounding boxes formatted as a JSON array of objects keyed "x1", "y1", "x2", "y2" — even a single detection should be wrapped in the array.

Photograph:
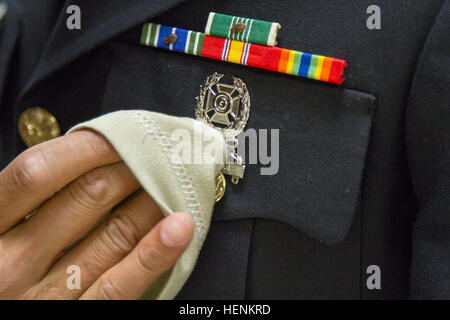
[
  {"x1": 67, "y1": 110, "x2": 226, "y2": 299},
  {"x1": 205, "y1": 12, "x2": 281, "y2": 46},
  {"x1": 406, "y1": 0, "x2": 450, "y2": 299}
]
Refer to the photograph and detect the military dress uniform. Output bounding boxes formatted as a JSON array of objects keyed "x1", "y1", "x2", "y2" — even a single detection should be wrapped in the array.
[{"x1": 0, "y1": 0, "x2": 449, "y2": 299}]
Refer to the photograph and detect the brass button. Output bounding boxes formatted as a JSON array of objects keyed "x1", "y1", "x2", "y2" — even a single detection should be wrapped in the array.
[
  {"x1": 215, "y1": 172, "x2": 226, "y2": 203},
  {"x1": 18, "y1": 107, "x2": 61, "y2": 147}
]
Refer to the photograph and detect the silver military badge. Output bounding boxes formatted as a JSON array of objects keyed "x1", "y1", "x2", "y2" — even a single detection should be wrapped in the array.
[
  {"x1": 196, "y1": 73, "x2": 250, "y2": 202},
  {"x1": 195, "y1": 72, "x2": 250, "y2": 136}
]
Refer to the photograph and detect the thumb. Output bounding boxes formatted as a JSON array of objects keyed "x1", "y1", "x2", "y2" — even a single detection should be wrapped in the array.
[{"x1": 80, "y1": 212, "x2": 194, "y2": 300}]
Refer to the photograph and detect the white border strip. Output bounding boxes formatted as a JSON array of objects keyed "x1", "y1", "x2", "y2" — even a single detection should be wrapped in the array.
[
  {"x1": 267, "y1": 23, "x2": 281, "y2": 46},
  {"x1": 145, "y1": 23, "x2": 152, "y2": 45},
  {"x1": 153, "y1": 24, "x2": 161, "y2": 47},
  {"x1": 205, "y1": 12, "x2": 215, "y2": 35},
  {"x1": 246, "y1": 19, "x2": 254, "y2": 42},
  {"x1": 185, "y1": 31, "x2": 192, "y2": 53},
  {"x1": 193, "y1": 32, "x2": 200, "y2": 56}
]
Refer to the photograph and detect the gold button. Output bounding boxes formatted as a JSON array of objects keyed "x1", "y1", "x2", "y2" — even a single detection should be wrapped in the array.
[
  {"x1": 18, "y1": 107, "x2": 61, "y2": 147},
  {"x1": 215, "y1": 172, "x2": 226, "y2": 203}
]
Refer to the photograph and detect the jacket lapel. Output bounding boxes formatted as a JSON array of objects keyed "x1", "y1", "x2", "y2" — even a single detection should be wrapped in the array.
[
  {"x1": 21, "y1": 0, "x2": 187, "y2": 96},
  {"x1": 0, "y1": 1, "x2": 19, "y2": 103}
]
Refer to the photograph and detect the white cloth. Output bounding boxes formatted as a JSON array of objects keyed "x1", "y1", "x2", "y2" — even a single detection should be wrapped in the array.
[{"x1": 68, "y1": 110, "x2": 226, "y2": 299}]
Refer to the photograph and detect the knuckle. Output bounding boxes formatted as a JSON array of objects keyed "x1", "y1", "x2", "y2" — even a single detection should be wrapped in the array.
[
  {"x1": 82, "y1": 130, "x2": 116, "y2": 161},
  {"x1": 10, "y1": 148, "x2": 50, "y2": 192},
  {"x1": 137, "y1": 242, "x2": 167, "y2": 275},
  {"x1": 100, "y1": 214, "x2": 140, "y2": 255},
  {"x1": 97, "y1": 277, "x2": 122, "y2": 300},
  {"x1": 69, "y1": 168, "x2": 110, "y2": 208}
]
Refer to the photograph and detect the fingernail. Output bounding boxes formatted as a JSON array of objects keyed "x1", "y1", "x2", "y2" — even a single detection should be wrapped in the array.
[{"x1": 160, "y1": 212, "x2": 193, "y2": 247}]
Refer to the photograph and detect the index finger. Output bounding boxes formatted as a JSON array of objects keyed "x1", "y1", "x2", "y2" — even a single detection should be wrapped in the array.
[{"x1": 0, "y1": 129, "x2": 121, "y2": 233}]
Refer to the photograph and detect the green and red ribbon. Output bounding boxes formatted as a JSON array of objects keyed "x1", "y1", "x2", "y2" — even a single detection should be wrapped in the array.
[{"x1": 140, "y1": 16, "x2": 347, "y2": 85}]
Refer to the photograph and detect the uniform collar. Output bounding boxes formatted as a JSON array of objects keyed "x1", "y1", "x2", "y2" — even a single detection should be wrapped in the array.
[{"x1": 21, "y1": 0, "x2": 187, "y2": 97}]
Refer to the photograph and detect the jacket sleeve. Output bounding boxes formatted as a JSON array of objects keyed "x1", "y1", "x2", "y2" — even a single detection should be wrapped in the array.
[
  {"x1": 0, "y1": 1, "x2": 19, "y2": 169},
  {"x1": 406, "y1": 0, "x2": 450, "y2": 299}
]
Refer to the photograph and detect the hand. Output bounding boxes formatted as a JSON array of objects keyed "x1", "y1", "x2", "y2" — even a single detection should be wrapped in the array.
[{"x1": 0, "y1": 130, "x2": 194, "y2": 299}]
